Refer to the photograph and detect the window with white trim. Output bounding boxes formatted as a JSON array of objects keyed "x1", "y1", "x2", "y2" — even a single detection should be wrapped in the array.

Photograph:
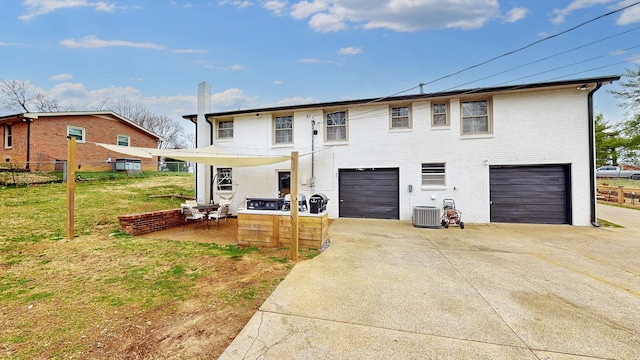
[
  {"x1": 274, "y1": 115, "x2": 293, "y2": 144},
  {"x1": 117, "y1": 134, "x2": 130, "y2": 146},
  {"x1": 325, "y1": 111, "x2": 347, "y2": 141},
  {"x1": 461, "y1": 99, "x2": 490, "y2": 134},
  {"x1": 432, "y1": 103, "x2": 449, "y2": 126},
  {"x1": 67, "y1": 126, "x2": 85, "y2": 142},
  {"x1": 217, "y1": 120, "x2": 234, "y2": 139},
  {"x1": 216, "y1": 168, "x2": 233, "y2": 191},
  {"x1": 4, "y1": 124, "x2": 12, "y2": 148},
  {"x1": 391, "y1": 106, "x2": 411, "y2": 129},
  {"x1": 421, "y1": 163, "x2": 445, "y2": 186}
]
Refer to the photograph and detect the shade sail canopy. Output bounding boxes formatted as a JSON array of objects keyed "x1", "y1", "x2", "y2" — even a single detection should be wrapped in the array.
[{"x1": 97, "y1": 143, "x2": 292, "y2": 167}]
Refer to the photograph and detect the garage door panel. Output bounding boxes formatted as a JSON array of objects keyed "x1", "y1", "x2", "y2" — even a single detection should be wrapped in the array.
[
  {"x1": 490, "y1": 165, "x2": 570, "y2": 224},
  {"x1": 339, "y1": 168, "x2": 399, "y2": 219}
]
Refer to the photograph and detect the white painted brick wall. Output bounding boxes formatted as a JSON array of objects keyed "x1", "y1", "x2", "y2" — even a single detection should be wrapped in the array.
[{"x1": 210, "y1": 87, "x2": 594, "y2": 226}]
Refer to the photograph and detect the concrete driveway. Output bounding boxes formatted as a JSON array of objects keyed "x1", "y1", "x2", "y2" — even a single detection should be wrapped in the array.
[{"x1": 220, "y1": 204, "x2": 640, "y2": 359}]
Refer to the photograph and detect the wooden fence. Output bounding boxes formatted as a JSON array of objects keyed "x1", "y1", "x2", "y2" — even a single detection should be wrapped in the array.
[{"x1": 597, "y1": 185, "x2": 640, "y2": 207}]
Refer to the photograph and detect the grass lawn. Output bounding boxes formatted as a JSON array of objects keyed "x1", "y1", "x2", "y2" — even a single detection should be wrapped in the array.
[{"x1": 0, "y1": 172, "x2": 317, "y2": 358}]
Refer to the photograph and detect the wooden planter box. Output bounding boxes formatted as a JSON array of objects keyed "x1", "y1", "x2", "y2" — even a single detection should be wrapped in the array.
[{"x1": 237, "y1": 210, "x2": 328, "y2": 249}]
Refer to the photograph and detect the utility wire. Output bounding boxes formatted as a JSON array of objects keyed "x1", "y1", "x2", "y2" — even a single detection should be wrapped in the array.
[
  {"x1": 444, "y1": 25, "x2": 640, "y2": 91},
  {"x1": 418, "y1": 0, "x2": 640, "y2": 90}
]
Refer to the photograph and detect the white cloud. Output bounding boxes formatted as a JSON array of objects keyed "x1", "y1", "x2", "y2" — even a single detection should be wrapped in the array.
[
  {"x1": 212, "y1": 88, "x2": 258, "y2": 107},
  {"x1": 273, "y1": 80, "x2": 284, "y2": 85},
  {"x1": 617, "y1": 0, "x2": 640, "y2": 25},
  {"x1": 550, "y1": 0, "x2": 614, "y2": 24},
  {"x1": 50, "y1": 73, "x2": 73, "y2": 81},
  {"x1": 59, "y1": 35, "x2": 166, "y2": 50},
  {"x1": 338, "y1": 46, "x2": 361, "y2": 55},
  {"x1": 291, "y1": 0, "x2": 329, "y2": 19},
  {"x1": 273, "y1": 96, "x2": 316, "y2": 107},
  {"x1": 299, "y1": 58, "x2": 333, "y2": 64},
  {"x1": 217, "y1": 64, "x2": 248, "y2": 71},
  {"x1": 172, "y1": 48, "x2": 209, "y2": 54},
  {"x1": 20, "y1": 0, "x2": 116, "y2": 21},
  {"x1": 286, "y1": 0, "x2": 501, "y2": 32},
  {"x1": 504, "y1": 6, "x2": 528, "y2": 23},
  {"x1": 218, "y1": 0, "x2": 253, "y2": 9},
  {"x1": 263, "y1": 0, "x2": 287, "y2": 16}
]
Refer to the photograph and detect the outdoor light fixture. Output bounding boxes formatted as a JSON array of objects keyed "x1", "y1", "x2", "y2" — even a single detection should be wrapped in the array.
[{"x1": 577, "y1": 84, "x2": 589, "y2": 91}]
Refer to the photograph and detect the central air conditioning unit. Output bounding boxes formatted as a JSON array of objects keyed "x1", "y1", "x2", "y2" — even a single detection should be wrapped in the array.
[{"x1": 412, "y1": 206, "x2": 441, "y2": 228}]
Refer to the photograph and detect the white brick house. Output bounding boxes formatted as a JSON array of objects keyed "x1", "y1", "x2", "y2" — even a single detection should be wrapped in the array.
[{"x1": 184, "y1": 76, "x2": 619, "y2": 226}]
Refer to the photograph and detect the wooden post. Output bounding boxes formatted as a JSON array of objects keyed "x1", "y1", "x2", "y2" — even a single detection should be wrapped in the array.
[
  {"x1": 618, "y1": 186, "x2": 625, "y2": 206},
  {"x1": 290, "y1": 151, "x2": 299, "y2": 260},
  {"x1": 67, "y1": 137, "x2": 76, "y2": 239}
]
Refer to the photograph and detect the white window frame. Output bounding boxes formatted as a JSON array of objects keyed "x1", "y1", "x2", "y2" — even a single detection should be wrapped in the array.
[
  {"x1": 461, "y1": 99, "x2": 491, "y2": 135},
  {"x1": 390, "y1": 105, "x2": 411, "y2": 129},
  {"x1": 274, "y1": 115, "x2": 293, "y2": 144},
  {"x1": 325, "y1": 110, "x2": 348, "y2": 141},
  {"x1": 432, "y1": 102, "x2": 449, "y2": 127},
  {"x1": 117, "y1": 134, "x2": 130, "y2": 146},
  {"x1": 421, "y1": 163, "x2": 446, "y2": 187},
  {"x1": 67, "y1": 126, "x2": 86, "y2": 143},
  {"x1": 4, "y1": 124, "x2": 12, "y2": 148},
  {"x1": 216, "y1": 168, "x2": 233, "y2": 191},
  {"x1": 217, "y1": 120, "x2": 234, "y2": 140}
]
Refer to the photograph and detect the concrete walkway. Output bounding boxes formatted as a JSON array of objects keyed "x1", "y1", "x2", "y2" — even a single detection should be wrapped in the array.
[{"x1": 220, "y1": 204, "x2": 640, "y2": 359}]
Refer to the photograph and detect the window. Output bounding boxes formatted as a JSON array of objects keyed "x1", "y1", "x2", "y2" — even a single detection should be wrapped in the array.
[
  {"x1": 432, "y1": 103, "x2": 448, "y2": 126},
  {"x1": 274, "y1": 115, "x2": 293, "y2": 144},
  {"x1": 67, "y1": 126, "x2": 85, "y2": 142},
  {"x1": 391, "y1": 106, "x2": 410, "y2": 128},
  {"x1": 325, "y1": 111, "x2": 347, "y2": 141},
  {"x1": 117, "y1": 134, "x2": 130, "y2": 146},
  {"x1": 217, "y1": 120, "x2": 234, "y2": 139},
  {"x1": 4, "y1": 124, "x2": 12, "y2": 148},
  {"x1": 216, "y1": 168, "x2": 233, "y2": 191},
  {"x1": 422, "y1": 163, "x2": 446, "y2": 186},
  {"x1": 461, "y1": 99, "x2": 490, "y2": 134}
]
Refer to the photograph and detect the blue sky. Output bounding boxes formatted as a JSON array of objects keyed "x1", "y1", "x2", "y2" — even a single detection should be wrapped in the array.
[{"x1": 1, "y1": 0, "x2": 640, "y2": 132}]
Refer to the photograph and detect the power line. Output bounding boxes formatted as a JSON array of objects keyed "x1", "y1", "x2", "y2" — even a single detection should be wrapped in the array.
[
  {"x1": 418, "y1": 0, "x2": 640, "y2": 90},
  {"x1": 444, "y1": 25, "x2": 640, "y2": 91}
]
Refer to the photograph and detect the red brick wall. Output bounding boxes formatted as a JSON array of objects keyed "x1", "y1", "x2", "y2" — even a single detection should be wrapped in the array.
[
  {"x1": 1, "y1": 114, "x2": 160, "y2": 171},
  {"x1": 118, "y1": 209, "x2": 185, "y2": 235}
]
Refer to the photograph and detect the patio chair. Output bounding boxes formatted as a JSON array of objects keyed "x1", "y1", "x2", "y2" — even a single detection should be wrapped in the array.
[
  {"x1": 208, "y1": 204, "x2": 230, "y2": 228},
  {"x1": 181, "y1": 204, "x2": 205, "y2": 230}
]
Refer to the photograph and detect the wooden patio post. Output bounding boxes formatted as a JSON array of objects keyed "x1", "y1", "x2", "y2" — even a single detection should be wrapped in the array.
[
  {"x1": 67, "y1": 137, "x2": 76, "y2": 239},
  {"x1": 290, "y1": 151, "x2": 299, "y2": 260},
  {"x1": 618, "y1": 186, "x2": 625, "y2": 206}
]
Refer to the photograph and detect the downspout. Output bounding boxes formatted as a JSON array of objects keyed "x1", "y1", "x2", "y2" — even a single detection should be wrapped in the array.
[{"x1": 588, "y1": 82, "x2": 602, "y2": 227}]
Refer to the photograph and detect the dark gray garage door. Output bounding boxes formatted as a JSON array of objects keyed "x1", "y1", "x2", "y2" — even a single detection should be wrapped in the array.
[
  {"x1": 490, "y1": 165, "x2": 571, "y2": 224},
  {"x1": 339, "y1": 168, "x2": 399, "y2": 219}
]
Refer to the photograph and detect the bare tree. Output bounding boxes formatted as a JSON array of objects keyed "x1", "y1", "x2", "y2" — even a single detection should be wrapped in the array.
[
  {"x1": 0, "y1": 79, "x2": 67, "y2": 113},
  {"x1": 0, "y1": 79, "x2": 31, "y2": 112},
  {"x1": 103, "y1": 98, "x2": 188, "y2": 149}
]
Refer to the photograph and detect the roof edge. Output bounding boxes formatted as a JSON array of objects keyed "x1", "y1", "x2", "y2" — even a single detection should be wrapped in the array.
[{"x1": 184, "y1": 75, "x2": 620, "y2": 119}]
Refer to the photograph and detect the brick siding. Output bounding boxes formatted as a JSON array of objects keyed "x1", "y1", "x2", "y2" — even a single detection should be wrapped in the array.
[
  {"x1": 118, "y1": 209, "x2": 185, "y2": 235},
  {"x1": 1, "y1": 114, "x2": 159, "y2": 171}
]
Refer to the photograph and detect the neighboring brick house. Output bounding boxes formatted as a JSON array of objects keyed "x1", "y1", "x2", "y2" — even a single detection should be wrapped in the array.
[
  {"x1": 0, "y1": 111, "x2": 162, "y2": 172},
  {"x1": 184, "y1": 76, "x2": 619, "y2": 226}
]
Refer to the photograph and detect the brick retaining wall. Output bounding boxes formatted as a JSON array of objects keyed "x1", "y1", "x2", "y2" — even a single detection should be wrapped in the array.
[{"x1": 118, "y1": 209, "x2": 184, "y2": 235}]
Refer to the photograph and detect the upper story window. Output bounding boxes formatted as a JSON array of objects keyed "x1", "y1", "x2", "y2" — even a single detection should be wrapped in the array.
[
  {"x1": 422, "y1": 163, "x2": 446, "y2": 187},
  {"x1": 461, "y1": 99, "x2": 491, "y2": 134},
  {"x1": 325, "y1": 111, "x2": 347, "y2": 141},
  {"x1": 67, "y1": 126, "x2": 85, "y2": 143},
  {"x1": 117, "y1": 134, "x2": 130, "y2": 146},
  {"x1": 274, "y1": 115, "x2": 293, "y2": 144},
  {"x1": 432, "y1": 103, "x2": 449, "y2": 127},
  {"x1": 217, "y1": 120, "x2": 234, "y2": 139},
  {"x1": 391, "y1": 106, "x2": 411, "y2": 129},
  {"x1": 4, "y1": 124, "x2": 12, "y2": 148}
]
